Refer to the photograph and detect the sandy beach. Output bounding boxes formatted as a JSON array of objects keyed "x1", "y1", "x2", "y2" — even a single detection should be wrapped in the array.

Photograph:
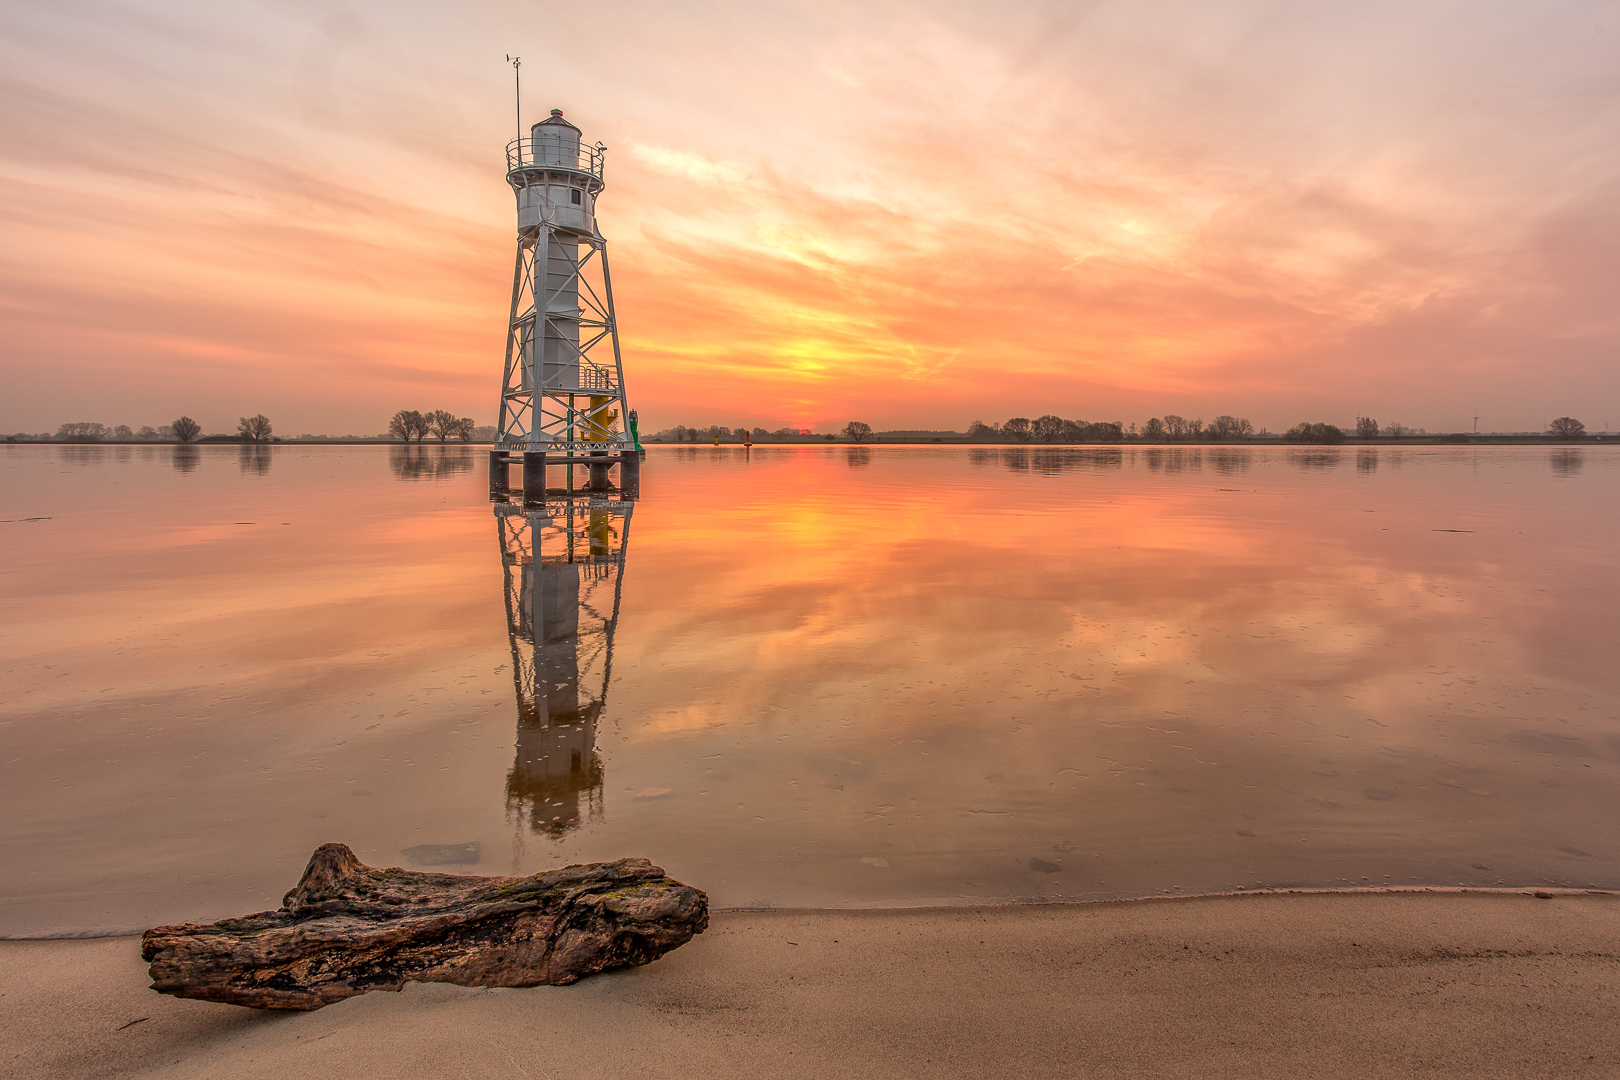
[{"x1": 3, "y1": 890, "x2": 1616, "y2": 1079}]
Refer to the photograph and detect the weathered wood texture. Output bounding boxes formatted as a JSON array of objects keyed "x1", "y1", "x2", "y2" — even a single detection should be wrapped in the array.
[{"x1": 140, "y1": 843, "x2": 708, "y2": 1010}]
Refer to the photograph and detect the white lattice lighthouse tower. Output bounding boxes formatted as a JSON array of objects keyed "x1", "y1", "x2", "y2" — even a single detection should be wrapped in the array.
[{"x1": 491, "y1": 109, "x2": 640, "y2": 500}]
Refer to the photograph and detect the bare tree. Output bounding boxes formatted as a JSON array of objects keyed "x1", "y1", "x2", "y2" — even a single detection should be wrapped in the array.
[
  {"x1": 966, "y1": 420, "x2": 999, "y2": 440},
  {"x1": 1162, "y1": 415, "x2": 1187, "y2": 439},
  {"x1": 1002, "y1": 417, "x2": 1033, "y2": 442},
  {"x1": 1382, "y1": 421, "x2": 1406, "y2": 438},
  {"x1": 1355, "y1": 417, "x2": 1379, "y2": 439},
  {"x1": 168, "y1": 416, "x2": 200, "y2": 442},
  {"x1": 388, "y1": 410, "x2": 430, "y2": 442},
  {"x1": 1286, "y1": 422, "x2": 1346, "y2": 444},
  {"x1": 842, "y1": 421, "x2": 873, "y2": 442},
  {"x1": 56, "y1": 422, "x2": 109, "y2": 441},
  {"x1": 426, "y1": 409, "x2": 460, "y2": 442},
  {"x1": 1031, "y1": 415, "x2": 1065, "y2": 442},
  {"x1": 113, "y1": 424, "x2": 134, "y2": 440},
  {"x1": 452, "y1": 417, "x2": 476, "y2": 441},
  {"x1": 1209, "y1": 415, "x2": 1254, "y2": 440},
  {"x1": 1548, "y1": 417, "x2": 1586, "y2": 439},
  {"x1": 237, "y1": 414, "x2": 273, "y2": 442},
  {"x1": 1142, "y1": 417, "x2": 1166, "y2": 440}
]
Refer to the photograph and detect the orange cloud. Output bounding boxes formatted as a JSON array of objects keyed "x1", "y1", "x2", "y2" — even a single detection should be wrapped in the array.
[{"x1": 1, "y1": 0, "x2": 1615, "y2": 435}]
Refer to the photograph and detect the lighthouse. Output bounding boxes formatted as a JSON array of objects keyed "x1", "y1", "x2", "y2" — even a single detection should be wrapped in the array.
[{"x1": 492, "y1": 109, "x2": 639, "y2": 499}]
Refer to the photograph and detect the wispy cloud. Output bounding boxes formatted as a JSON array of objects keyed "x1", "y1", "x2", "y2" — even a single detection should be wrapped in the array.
[{"x1": 0, "y1": 0, "x2": 1615, "y2": 433}]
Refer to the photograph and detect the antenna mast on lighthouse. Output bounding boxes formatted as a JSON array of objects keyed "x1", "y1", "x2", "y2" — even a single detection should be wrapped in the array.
[
  {"x1": 489, "y1": 100, "x2": 641, "y2": 502},
  {"x1": 505, "y1": 55, "x2": 522, "y2": 142}
]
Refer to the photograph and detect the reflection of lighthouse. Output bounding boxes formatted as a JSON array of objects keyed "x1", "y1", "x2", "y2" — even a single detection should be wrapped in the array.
[{"x1": 496, "y1": 494, "x2": 633, "y2": 838}]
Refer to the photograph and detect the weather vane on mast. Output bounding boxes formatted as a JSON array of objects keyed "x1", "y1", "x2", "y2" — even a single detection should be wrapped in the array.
[{"x1": 505, "y1": 55, "x2": 522, "y2": 143}]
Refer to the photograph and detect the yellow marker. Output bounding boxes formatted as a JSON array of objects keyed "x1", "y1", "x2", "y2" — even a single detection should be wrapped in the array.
[{"x1": 585, "y1": 397, "x2": 619, "y2": 441}]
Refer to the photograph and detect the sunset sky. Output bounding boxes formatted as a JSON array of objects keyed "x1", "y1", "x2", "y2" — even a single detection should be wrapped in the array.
[{"x1": 3, "y1": 0, "x2": 1617, "y2": 436}]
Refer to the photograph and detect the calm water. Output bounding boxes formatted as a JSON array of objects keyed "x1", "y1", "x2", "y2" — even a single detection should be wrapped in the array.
[{"x1": 2, "y1": 443, "x2": 1617, "y2": 936}]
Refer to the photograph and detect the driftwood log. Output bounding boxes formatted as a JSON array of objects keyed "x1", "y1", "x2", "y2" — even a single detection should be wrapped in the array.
[{"x1": 140, "y1": 843, "x2": 708, "y2": 1010}]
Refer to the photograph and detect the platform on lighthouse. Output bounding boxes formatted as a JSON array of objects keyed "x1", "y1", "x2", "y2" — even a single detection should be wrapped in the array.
[{"x1": 488, "y1": 445, "x2": 642, "y2": 503}]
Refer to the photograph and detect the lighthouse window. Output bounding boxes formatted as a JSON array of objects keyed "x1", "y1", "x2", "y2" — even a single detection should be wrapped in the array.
[{"x1": 571, "y1": 189, "x2": 582, "y2": 205}]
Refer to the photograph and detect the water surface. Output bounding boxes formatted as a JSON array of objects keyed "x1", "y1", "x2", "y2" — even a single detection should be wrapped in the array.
[{"x1": 2, "y1": 443, "x2": 1617, "y2": 935}]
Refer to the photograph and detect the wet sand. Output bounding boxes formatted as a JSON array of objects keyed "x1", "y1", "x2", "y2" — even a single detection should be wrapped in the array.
[{"x1": 3, "y1": 891, "x2": 1616, "y2": 1079}]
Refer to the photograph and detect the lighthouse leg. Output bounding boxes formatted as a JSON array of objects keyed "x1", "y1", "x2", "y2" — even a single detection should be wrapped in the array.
[
  {"x1": 489, "y1": 451, "x2": 510, "y2": 498},
  {"x1": 619, "y1": 450, "x2": 640, "y2": 498},
  {"x1": 523, "y1": 451, "x2": 547, "y2": 505},
  {"x1": 586, "y1": 450, "x2": 613, "y2": 491}
]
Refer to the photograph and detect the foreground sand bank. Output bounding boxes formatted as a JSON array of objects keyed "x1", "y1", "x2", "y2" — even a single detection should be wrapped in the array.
[{"x1": 3, "y1": 891, "x2": 1616, "y2": 1080}]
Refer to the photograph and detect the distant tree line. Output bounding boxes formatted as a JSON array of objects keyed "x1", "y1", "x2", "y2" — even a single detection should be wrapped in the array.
[
  {"x1": 649, "y1": 424, "x2": 826, "y2": 443},
  {"x1": 1135, "y1": 415, "x2": 1254, "y2": 441},
  {"x1": 1285, "y1": 422, "x2": 1345, "y2": 443},
  {"x1": 968, "y1": 417, "x2": 1128, "y2": 442},
  {"x1": 1349, "y1": 416, "x2": 1590, "y2": 441},
  {"x1": 16, "y1": 411, "x2": 1598, "y2": 446},
  {"x1": 388, "y1": 409, "x2": 476, "y2": 443},
  {"x1": 39, "y1": 415, "x2": 211, "y2": 442}
]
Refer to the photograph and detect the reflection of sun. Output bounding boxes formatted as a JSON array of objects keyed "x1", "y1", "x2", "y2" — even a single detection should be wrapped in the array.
[{"x1": 621, "y1": 450, "x2": 1545, "y2": 752}]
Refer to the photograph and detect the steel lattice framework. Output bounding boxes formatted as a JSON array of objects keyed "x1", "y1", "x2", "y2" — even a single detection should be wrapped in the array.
[{"x1": 495, "y1": 114, "x2": 633, "y2": 455}]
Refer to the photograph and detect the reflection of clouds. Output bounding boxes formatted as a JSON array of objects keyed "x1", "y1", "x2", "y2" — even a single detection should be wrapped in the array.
[
  {"x1": 625, "y1": 450, "x2": 1601, "y2": 750},
  {"x1": 604, "y1": 448, "x2": 1620, "y2": 901}
]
